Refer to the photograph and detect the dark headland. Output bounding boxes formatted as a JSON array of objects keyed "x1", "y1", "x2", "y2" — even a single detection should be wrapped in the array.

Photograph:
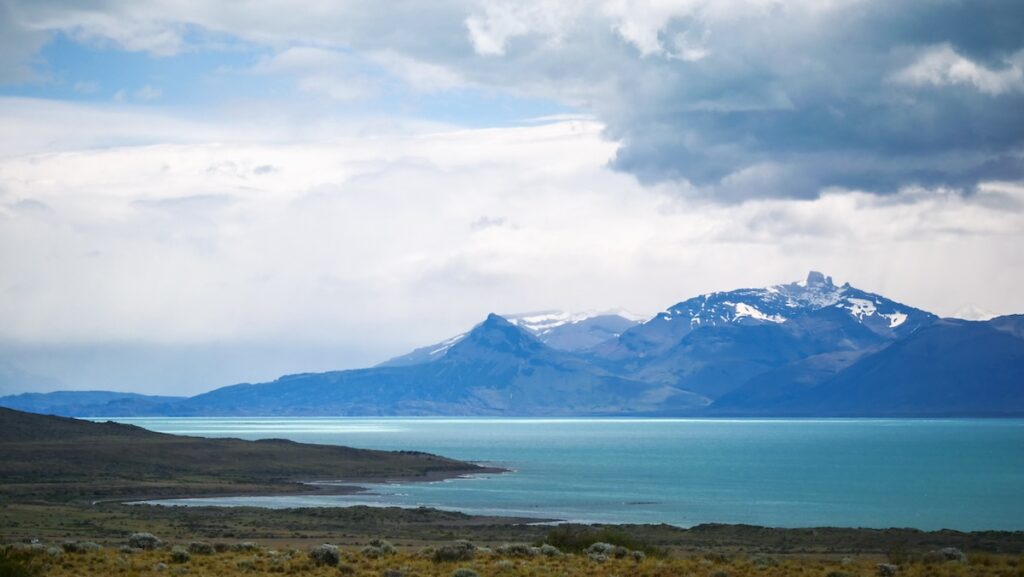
[{"x1": 0, "y1": 406, "x2": 503, "y2": 504}]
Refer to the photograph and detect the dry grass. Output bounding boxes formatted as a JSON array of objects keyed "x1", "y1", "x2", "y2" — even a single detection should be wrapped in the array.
[{"x1": 8, "y1": 542, "x2": 1023, "y2": 577}]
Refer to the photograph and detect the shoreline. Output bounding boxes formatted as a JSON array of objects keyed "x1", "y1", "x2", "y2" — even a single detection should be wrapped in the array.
[{"x1": 98, "y1": 465, "x2": 511, "y2": 506}]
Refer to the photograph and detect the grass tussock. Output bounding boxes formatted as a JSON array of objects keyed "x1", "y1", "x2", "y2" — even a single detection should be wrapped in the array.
[{"x1": 4, "y1": 541, "x2": 1021, "y2": 577}]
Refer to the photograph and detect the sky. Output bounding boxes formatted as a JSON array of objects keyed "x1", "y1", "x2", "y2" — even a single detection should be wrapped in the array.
[{"x1": 1, "y1": 0, "x2": 1022, "y2": 395}]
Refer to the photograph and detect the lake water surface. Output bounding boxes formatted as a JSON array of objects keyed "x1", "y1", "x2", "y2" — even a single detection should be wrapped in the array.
[{"x1": 111, "y1": 417, "x2": 1024, "y2": 531}]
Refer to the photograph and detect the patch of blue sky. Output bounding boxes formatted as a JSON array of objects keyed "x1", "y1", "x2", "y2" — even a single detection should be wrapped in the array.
[
  {"x1": 1, "y1": 29, "x2": 272, "y2": 107},
  {"x1": 1, "y1": 29, "x2": 573, "y2": 128}
]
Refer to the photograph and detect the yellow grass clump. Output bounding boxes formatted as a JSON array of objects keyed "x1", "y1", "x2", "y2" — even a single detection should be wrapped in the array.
[{"x1": 5, "y1": 542, "x2": 1022, "y2": 577}]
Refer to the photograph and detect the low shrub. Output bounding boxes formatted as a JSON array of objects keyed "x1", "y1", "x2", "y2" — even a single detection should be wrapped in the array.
[
  {"x1": 876, "y1": 563, "x2": 899, "y2": 576},
  {"x1": 924, "y1": 547, "x2": 967, "y2": 564},
  {"x1": 128, "y1": 532, "x2": 163, "y2": 550},
  {"x1": 539, "y1": 544, "x2": 562, "y2": 557},
  {"x1": 432, "y1": 541, "x2": 475, "y2": 563},
  {"x1": 62, "y1": 541, "x2": 102, "y2": 553},
  {"x1": 450, "y1": 568, "x2": 479, "y2": 577},
  {"x1": 187, "y1": 541, "x2": 214, "y2": 555},
  {"x1": 310, "y1": 544, "x2": 340, "y2": 566},
  {"x1": 0, "y1": 549, "x2": 41, "y2": 577},
  {"x1": 751, "y1": 555, "x2": 777, "y2": 567},
  {"x1": 545, "y1": 526, "x2": 665, "y2": 557},
  {"x1": 496, "y1": 543, "x2": 540, "y2": 558},
  {"x1": 169, "y1": 546, "x2": 190, "y2": 564},
  {"x1": 368, "y1": 539, "x2": 396, "y2": 554},
  {"x1": 362, "y1": 546, "x2": 388, "y2": 559}
]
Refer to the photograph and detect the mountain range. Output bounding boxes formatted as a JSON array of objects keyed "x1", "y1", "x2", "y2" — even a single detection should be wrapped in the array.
[{"x1": 2, "y1": 271, "x2": 1021, "y2": 417}]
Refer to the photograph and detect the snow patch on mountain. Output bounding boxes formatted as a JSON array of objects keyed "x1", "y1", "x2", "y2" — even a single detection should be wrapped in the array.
[
  {"x1": 427, "y1": 333, "x2": 466, "y2": 357},
  {"x1": 882, "y1": 312, "x2": 908, "y2": 328},
  {"x1": 506, "y1": 309, "x2": 647, "y2": 335},
  {"x1": 847, "y1": 298, "x2": 877, "y2": 319},
  {"x1": 729, "y1": 302, "x2": 787, "y2": 323},
  {"x1": 951, "y1": 304, "x2": 998, "y2": 321}
]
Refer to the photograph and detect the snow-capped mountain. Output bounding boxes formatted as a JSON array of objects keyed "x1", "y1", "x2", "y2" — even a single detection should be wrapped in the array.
[
  {"x1": 380, "y1": 310, "x2": 642, "y2": 366},
  {"x1": 586, "y1": 271, "x2": 939, "y2": 399},
  {"x1": 601, "y1": 271, "x2": 934, "y2": 360}
]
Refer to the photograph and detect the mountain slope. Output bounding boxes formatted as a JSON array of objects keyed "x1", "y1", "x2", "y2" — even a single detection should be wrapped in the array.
[
  {"x1": 710, "y1": 316, "x2": 1024, "y2": 416},
  {"x1": 380, "y1": 310, "x2": 642, "y2": 367},
  {"x1": 178, "y1": 314, "x2": 707, "y2": 416}
]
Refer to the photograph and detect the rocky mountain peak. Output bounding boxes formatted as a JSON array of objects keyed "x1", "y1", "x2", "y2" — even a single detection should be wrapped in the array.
[{"x1": 805, "y1": 270, "x2": 833, "y2": 287}]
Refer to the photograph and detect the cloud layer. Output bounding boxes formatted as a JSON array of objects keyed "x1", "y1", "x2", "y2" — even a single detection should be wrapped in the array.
[{"x1": 4, "y1": 0, "x2": 1024, "y2": 198}]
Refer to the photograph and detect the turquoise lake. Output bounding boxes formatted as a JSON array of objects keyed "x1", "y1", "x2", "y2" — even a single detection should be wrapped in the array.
[{"x1": 111, "y1": 418, "x2": 1024, "y2": 531}]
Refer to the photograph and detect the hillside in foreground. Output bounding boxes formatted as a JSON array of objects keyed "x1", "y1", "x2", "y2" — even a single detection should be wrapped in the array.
[{"x1": 0, "y1": 407, "x2": 496, "y2": 503}]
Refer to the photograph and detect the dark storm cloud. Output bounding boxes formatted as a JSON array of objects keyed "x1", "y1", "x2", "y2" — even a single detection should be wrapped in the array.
[{"x1": 598, "y1": 0, "x2": 1024, "y2": 197}]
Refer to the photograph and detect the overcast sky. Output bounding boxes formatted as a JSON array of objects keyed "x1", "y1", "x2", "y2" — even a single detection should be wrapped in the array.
[{"x1": 1, "y1": 0, "x2": 1022, "y2": 395}]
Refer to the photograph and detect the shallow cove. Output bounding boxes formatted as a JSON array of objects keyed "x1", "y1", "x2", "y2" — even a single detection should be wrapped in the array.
[{"x1": 108, "y1": 417, "x2": 1024, "y2": 531}]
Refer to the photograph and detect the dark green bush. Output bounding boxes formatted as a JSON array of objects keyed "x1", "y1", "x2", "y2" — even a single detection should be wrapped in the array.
[
  {"x1": 543, "y1": 526, "x2": 666, "y2": 557},
  {"x1": 432, "y1": 541, "x2": 475, "y2": 563},
  {"x1": 0, "y1": 549, "x2": 41, "y2": 577}
]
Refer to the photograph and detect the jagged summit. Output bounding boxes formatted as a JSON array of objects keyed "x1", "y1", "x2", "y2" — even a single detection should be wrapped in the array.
[
  {"x1": 595, "y1": 272, "x2": 939, "y2": 367},
  {"x1": 803, "y1": 270, "x2": 833, "y2": 287},
  {"x1": 654, "y1": 271, "x2": 926, "y2": 332},
  {"x1": 447, "y1": 313, "x2": 544, "y2": 359}
]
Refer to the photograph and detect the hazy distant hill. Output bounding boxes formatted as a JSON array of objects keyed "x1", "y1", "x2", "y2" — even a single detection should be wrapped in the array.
[
  {"x1": 0, "y1": 390, "x2": 185, "y2": 417},
  {"x1": 177, "y1": 314, "x2": 706, "y2": 416}
]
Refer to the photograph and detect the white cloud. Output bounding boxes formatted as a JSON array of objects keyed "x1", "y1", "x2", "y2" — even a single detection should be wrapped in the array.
[
  {"x1": 73, "y1": 81, "x2": 99, "y2": 94},
  {"x1": 368, "y1": 51, "x2": 468, "y2": 93},
  {"x1": 1, "y1": 98, "x2": 1022, "y2": 365},
  {"x1": 47, "y1": 12, "x2": 187, "y2": 56},
  {"x1": 134, "y1": 84, "x2": 161, "y2": 100},
  {"x1": 251, "y1": 46, "x2": 379, "y2": 101},
  {"x1": 893, "y1": 43, "x2": 1024, "y2": 96},
  {"x1": 464, "y1": 0, "x2": 580, "y2": 56}
]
